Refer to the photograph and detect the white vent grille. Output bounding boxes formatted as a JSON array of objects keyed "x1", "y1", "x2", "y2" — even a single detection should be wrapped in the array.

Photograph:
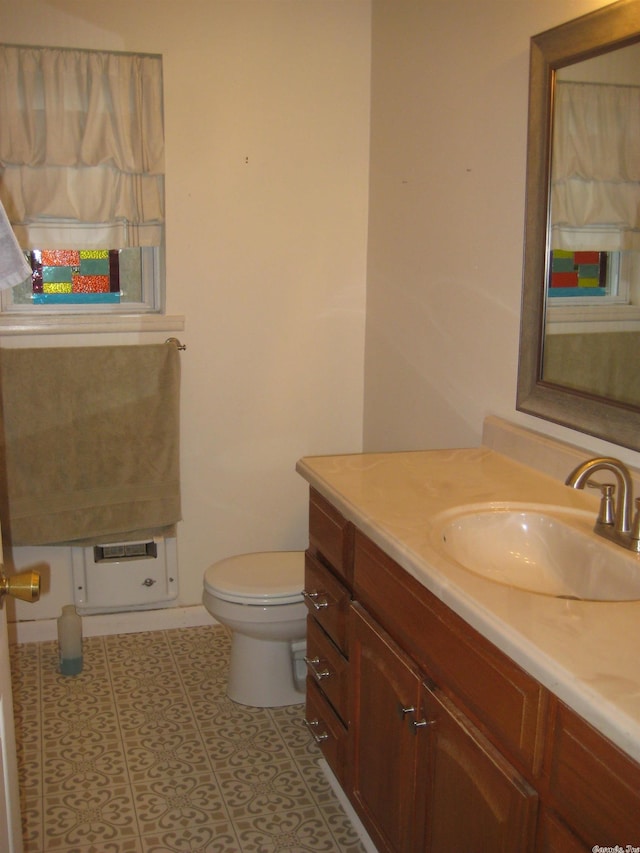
[{"x1": 93, "y1": 541, "x2": 158, "y2": 562}]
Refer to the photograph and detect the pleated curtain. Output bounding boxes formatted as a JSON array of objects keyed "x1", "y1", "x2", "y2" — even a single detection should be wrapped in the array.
[
  {"x1": 0, "y1": 45, "x2": 164, "y2": 249},
  {"x1": 551, "y1": 81, "x2": 640, "y2": 252}
]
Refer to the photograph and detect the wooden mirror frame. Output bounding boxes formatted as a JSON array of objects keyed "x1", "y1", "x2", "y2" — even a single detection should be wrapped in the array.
[{"x1": 516, "y1": 0, "x2": 640, "y2": 451}]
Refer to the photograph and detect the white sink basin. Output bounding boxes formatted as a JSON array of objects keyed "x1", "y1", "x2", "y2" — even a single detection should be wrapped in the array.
[{"x1": 433, "y1": 505, "x2": 640, "y2": 601}]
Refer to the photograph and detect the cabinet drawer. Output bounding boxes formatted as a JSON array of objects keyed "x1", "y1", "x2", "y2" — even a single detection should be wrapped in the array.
[
  {"x1": 354, "y1": 530, "x2": 546, "y2": 775},
  {"x1": 308, "y1": 488, "x2": 353, "y2": 585},
  {"x1": 304, "y1": 552, "x2": 350, "y2": 654},
  {"x1": 305, "y1": 678, "x2": 349, "y2": 788},
  {"x1": 305, "y1": 616, "x2": 349, "y2": 724},
  {"x1": 545, "y1": 699, "x2": 640, "y2": 846}
]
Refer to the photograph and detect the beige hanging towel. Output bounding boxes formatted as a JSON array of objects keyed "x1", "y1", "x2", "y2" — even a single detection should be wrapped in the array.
[{"x1": 0, "y1": 343, "x2": 181, "y2": 546}]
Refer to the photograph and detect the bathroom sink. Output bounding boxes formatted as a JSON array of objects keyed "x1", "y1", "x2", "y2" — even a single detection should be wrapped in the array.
[{"x1": 433, "y1": 505, "x2": 640, "y2": 601}]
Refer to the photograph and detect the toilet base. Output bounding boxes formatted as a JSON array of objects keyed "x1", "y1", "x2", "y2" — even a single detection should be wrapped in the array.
[{"x1": 227, "y1": 632, "x2": 306, "y2": 707}]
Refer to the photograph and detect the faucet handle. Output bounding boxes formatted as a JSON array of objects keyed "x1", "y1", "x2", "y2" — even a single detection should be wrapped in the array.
[{"x1": 588, "y1": 481, "x2": 616, "y2": 526}]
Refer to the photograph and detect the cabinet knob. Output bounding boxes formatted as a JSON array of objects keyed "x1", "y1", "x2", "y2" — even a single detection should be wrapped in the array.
[
  {"x1": 398, "y1": 704, "x2": 434, "y2": 732},
  {"x1": 302, "y1": 590, "x2": 330, "y2": 610},
  {"x1": 303, "y1": 717, "x2": 329, "y2": 744},
  {"x1": 412, "y1": 719, "x2": 435, "y2": 731},
  {"x1": 304, "y1": 656, "x2": 331, "y2": 681}
]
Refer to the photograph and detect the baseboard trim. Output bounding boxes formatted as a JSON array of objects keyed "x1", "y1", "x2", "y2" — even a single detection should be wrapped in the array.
[
  {"x1": 9, "y1": 604, "x2": 216, "y2": 645},
  {"x1": 317, "y1": 759, "x2": 379, "y2": 853}
]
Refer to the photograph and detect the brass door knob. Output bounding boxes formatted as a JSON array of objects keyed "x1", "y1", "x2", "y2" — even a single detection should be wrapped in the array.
[{"x1": 0, "y1": 568, "x2": 40, "y2": 602}]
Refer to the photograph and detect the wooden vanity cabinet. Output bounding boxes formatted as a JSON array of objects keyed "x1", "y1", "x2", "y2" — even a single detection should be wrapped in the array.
[
  {"x1": 303, "y1": 490, "x2": 640, "y2": 851},
  {"x1": 303, "y1": 489, "x2": 353, "y2": 787}
]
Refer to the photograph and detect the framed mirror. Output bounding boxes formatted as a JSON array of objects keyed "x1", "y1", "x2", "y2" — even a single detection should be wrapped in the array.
[{"x1": 517, "y1": 0, "x2": 640, "y2": 450}]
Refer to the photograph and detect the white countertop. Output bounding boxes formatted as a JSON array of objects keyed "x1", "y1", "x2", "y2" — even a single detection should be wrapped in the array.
[{"x1": 296, "y1": 446, "x2": 640, "y2": 763}]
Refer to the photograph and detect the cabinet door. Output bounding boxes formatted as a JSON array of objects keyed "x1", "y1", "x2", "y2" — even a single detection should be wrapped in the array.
[
  {"x1": 544, "y1": 698, "x2": 640, "y2": 847},
  {"x1": 536, "y1": 808, "x2": 589, "y2": 853},
  {"x1": 350, "y1": 604, "x2": 427, "y2": 853},
  {"x1": 422, "y1": 686, "x2": 538, "y2": 853}
]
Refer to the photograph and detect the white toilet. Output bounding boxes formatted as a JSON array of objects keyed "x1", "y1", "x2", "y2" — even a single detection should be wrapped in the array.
[{"x1": 202, "y1": 550, "x2": 307, "y2": 707}]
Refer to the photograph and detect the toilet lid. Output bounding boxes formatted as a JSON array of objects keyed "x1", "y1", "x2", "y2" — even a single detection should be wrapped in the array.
[{"x1": 203, "y1": 551, "x2": 305, "y2": 605}]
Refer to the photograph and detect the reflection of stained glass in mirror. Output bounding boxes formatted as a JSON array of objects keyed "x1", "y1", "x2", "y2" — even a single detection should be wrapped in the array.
[{"x1": 548, "y1": 249, "x2": 611, "y2": 297}]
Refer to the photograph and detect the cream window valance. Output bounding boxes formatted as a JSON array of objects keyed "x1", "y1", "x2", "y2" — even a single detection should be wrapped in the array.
[
  {"x1": 0, "y1": 45, "x2": 164, "y2": 249},
  {"x1": 551, "y1": 81, "x2": 640, "y2": 252}
]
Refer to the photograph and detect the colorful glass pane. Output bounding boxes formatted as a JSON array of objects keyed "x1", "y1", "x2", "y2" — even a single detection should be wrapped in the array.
[
  {"x1": 26, "y1": 250, "x2": 121, "y2": 304},
  {"x1": 548, "y1": 249, "x2": 609, "y2": 297}
]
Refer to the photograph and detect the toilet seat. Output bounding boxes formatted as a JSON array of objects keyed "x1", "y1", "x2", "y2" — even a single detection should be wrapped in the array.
[{"x1": 203, "y1": 551, "x2": 304, "y2": 605}]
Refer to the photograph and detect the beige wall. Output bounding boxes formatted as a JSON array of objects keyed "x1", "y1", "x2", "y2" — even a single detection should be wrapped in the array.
[
  {"x1": 1, "y1": 0, "x2": 370, "y2": 619},
  {"x1": 4, "y1": 0, "x2": 640, "y2": 625},
  {"x1": 363, "y1": 0, "x2": 640, "y2": 464}
]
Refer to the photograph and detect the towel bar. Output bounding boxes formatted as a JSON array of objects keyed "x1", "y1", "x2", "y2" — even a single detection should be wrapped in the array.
[{"x1": 165, "y1": 337, "x2": 186, "y2": 351}]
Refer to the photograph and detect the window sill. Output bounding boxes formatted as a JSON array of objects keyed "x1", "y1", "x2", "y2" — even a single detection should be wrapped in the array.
[
  {"x1": 0, "y1": 313, "x2": 185, "y2": 337},
  {"x1": 546, "y1": 303, "x2": 640, "y2": 334}
]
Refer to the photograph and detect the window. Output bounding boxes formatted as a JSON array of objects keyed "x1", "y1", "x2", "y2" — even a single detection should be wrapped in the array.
[{"x1": 0, "y1": 45, "x2": 165, "y2": 315}]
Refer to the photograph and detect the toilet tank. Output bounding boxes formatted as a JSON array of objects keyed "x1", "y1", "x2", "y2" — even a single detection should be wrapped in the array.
[{"x1": 71, "y1": 535, "x2": 178, "y2": 614}]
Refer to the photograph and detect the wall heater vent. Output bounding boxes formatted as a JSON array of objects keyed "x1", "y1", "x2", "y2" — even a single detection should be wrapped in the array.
[
  {"x1": 72, "y1": 535, "x2": 178, "y2": 614},
  {"x1": 94, "y1": 541, "x2": 158, "y2": 562}
]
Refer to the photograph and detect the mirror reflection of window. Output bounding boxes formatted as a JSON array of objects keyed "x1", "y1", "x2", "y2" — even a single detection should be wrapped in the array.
[
  {"x1": 542, "y1": 42, "x2": 640, "y2": 406},
  {"x1": 547, "y1": 46, "x2": 640, "y2": 321}
]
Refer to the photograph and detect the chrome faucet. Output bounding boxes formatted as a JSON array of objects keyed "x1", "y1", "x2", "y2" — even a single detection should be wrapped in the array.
[{"x1": 565, "y1": 456, "x2": 640, "y2": 552}]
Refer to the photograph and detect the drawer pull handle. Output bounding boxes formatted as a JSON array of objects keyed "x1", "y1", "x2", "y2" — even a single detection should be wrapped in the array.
[
  {"x1": 302, "y1": 590, "x2": 330, "y2": 610},
  {"x1": 303, "y1": 717, "x2": 329, "y2": 744},
  {"x1": 399, "y1": 704, "x2": 434, "y2": 732},
  {"x1": 304, "y1": 656, "x2": 331, "y2": 681}
]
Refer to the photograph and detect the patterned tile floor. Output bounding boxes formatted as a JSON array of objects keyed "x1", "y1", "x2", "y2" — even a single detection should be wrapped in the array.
[{"x1": 10, "y1": 625, "x2": 366, "y2": 853}]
